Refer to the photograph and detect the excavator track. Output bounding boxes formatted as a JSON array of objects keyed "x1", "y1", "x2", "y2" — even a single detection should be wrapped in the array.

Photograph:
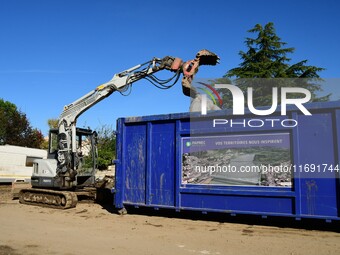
[{"x1": 19, "y1": 188, "x2": 78, "y2": 209}]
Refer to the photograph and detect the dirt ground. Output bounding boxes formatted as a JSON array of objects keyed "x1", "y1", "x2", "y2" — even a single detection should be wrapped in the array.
[{"x1": 1, "y1": 185, "x2": 340, "y2": 255}]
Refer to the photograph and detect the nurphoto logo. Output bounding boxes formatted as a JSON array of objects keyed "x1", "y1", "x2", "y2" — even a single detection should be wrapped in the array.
[{"x1": 198, "y1": 83, "x2": 312, "y2": 128}]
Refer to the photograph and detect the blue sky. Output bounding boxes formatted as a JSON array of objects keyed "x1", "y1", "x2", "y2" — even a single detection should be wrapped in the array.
[{"x1": 1, "y1": 0, "x2": 339, "y2": 135}]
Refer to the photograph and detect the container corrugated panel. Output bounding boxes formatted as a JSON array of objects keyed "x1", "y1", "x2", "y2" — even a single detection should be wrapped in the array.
[{"x1": 114, "y1": 101, "x2": 340, "y2": 221}]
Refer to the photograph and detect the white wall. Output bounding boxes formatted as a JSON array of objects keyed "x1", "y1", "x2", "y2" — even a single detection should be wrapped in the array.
[{"x1": 0, "y1": 145, "x2": 47, "y2": 182}]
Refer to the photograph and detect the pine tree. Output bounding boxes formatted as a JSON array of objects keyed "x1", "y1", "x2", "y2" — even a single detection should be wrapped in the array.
[{"x1": 224, "y1": 22, "x2": 329, "y2": 107}]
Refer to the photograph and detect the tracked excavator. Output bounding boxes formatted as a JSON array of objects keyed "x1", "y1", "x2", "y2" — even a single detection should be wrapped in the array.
[{"x1": 18, "y1": 50, "x2": 219, "y2": 209}]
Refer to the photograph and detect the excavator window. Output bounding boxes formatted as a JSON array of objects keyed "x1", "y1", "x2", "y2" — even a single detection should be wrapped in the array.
[
  {"x1": 48, "y1": 129, "x2": 58, "y2": 158},
  {"x1": 75, "y1": 128, "x2": 97, "y2": 176}
]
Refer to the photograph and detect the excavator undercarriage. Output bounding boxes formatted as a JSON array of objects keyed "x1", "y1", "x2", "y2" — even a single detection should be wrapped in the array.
[{"x1": 19, "y1": 188, "x2": 78, "y2": 209}]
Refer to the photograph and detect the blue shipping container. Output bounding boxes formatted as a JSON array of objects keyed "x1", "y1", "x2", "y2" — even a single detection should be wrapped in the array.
[{"x1": 114, "y1": 101, "x2": 340, "y2": 221}]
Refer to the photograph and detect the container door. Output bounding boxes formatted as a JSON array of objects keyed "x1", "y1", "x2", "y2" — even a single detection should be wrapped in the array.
[
  {"x1": 123, "y1": 124, "x2": 147, "y2": 204},
  {"x1": 149, "y1": 122, "x2": 175, "y2": 207},
  {"x1": 297, "y1": 113, "x2": 338, "y2": 217}
]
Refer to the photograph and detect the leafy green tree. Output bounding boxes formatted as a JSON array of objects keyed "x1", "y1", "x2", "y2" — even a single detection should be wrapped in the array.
[
  {"x1": 48, "y1": 118, "x2": 59, "y2": 129},
  {"x1": 0, "y1": 98, "x2": 44, "y2": 148},
  {"x1": 96, "y1": 125, "x2": 116, "y2": 170},
  {"x1": 223, "y1": 22, "x2": 329, "y2": 107}
]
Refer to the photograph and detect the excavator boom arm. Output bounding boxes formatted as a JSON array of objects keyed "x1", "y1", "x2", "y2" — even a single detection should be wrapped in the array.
[{"x1": 55, "y1": 50, "x2": 219, "y2": 188}]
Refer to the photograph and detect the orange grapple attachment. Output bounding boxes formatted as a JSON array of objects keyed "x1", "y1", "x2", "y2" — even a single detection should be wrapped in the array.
[{"x1": 196, "y1": 49, "x2": 220, "y2": 66}]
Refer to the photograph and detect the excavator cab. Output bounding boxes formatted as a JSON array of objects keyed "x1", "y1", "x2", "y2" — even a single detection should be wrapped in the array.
[
  {"x1": 72, "y1": 128, "x2": 98, "y2": 187},
  {"x1": 31, "y1": 128, "x2": 98, "y2": 189},
  {"x1": 50, "y1": 127, "x2": 98, "y2": 187}
]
